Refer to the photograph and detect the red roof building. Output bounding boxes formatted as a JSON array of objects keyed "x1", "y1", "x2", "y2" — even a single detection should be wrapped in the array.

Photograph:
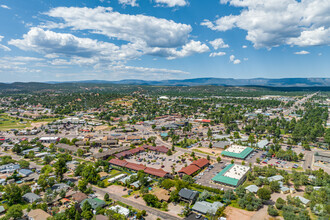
[
  {"x1": 191, "y1": 158, "x2": 210, "y2": 169},
  {"x1": 125, "y1": 162, "x2": 146, "y2": 171},
  {"x1": 178, "y1": 165, "x2": 200, "y2": 176},
  {"x1": 144, "y1": 167, "x2": 168, "y2": 178},
  {"x1": 155, "y1": 145, "x2": 169, "y2": 153},
  {"x1": 109, "y1": 158, "x2": 128, "y2": 167}
]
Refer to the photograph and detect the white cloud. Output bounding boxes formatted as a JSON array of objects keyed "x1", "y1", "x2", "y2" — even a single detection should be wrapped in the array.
[
  {"x1": 243, "y1": 57, "x2": 248, "y2": 61},
  {"x1": 0, "y1": 35, "x2": 11, "y2": 51},
  {"x1": 3, "y1": 56, "x2": 44, "y2": 62},
  {"x1": 229, "y1": 55, "x2": 241, "y2": 64},
  {"x1": 118, "y1": 0, "x2": 139, "y2": 7},
  {"x1": 294, "y1": 50, "x2": 310, "y2": 55},
  {"x1": 287, "y1": 27, "x2": 330, "y2": 47},
  {"x1": 242, "y1": 45, "x2": 247, "y2": 48},
  {"x1": 209, "y1": 52, "x2": 226, "y2": 57},
  {"x1": 154, "y1": 0, "x2": 188, "y2": 7},
  {"x1": 209, "y1": 38, "x2": 229, "y2": 49},
  {"x1": 0, "y1": 5, "x2": 10, "y2": 10},
  {"x1": 45, "y1": 7, "x2": 192, "y2": 48},
  {"x1": 8, "y1": 27, "x2": 142, "y2": 63},
  {"x1": 147, "y1": 40, "x2": 209, "y2": 59},
  {"x1": 202, "y1": 0, "x2": 330, "y2": 48}
]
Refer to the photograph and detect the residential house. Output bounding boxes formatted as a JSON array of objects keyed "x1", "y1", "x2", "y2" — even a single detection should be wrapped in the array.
[
  {"x1": 23, "y1": 193, "x2": 41, "y2": 203},
  {"x1": 192, "y1": 201, "x2": 224, "y2": 215},
  {"x1": 80, "y1": 198, "x2": 106, "y2": 210},
  {"x1": 245, "y1": 185, "x2": 259, "y2": 194},
  {"x1": 70, "y1": 192, "x2": 88, "y2": 203},
  {"x1": 51, "y1": 183, "x2": 70, "y2": 193},
  {"x1": 19, "y1": 169, "x2": 33, "y2": 177},
  {"x1": 109, "y1": 205, "x2": 130, "y2": 217},
  {"x1": 27, "y1": 209, "x2": 51, "y2": 220},
  {"x1": 295, "y1": 196, "x2": 310, "y2": 207},
  {"x1": 178, "y1": 188, "x2": 199, "y2": 204}
]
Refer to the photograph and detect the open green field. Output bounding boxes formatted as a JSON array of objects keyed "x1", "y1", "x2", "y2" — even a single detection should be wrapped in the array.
[
  {"x1": 0, "y1": 114, "x2": 32, "y2": 131},
  {"x1": 0, "y1": 114, "x2": 59, "y2": 131}
]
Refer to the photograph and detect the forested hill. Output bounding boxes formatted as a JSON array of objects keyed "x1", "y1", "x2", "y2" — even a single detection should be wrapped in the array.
[
  {"x1": 0, "y1": 82, "x2": 329, "y2": 96},
  {"x1": 45, "y1": 77, "x2": 330, "y2": 87}
]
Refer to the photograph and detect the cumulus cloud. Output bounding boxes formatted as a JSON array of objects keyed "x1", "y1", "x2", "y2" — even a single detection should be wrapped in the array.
[
  {"x1": 147, "y1": 40, "x2": 209, "y2": 59},
  {"x1": 229, "y1": 55, "x2": 241, "y2": 64},
  {"x1": 8, "y1": 27, "x2": 142, "y2": 62},
  {"x1": 45, "y1": 7, "x2": 192, "y2": 48},
  {"x1": 242, "y1": 45, "x2": 247, "y2": 48},
  {"x1": 0, "y1": 35, "x2": 11, "y2": 51},
  {"x1": 294, "y1": 50, "x2": 310, "y2": 55},
  {"x1": 209, "y1": 38, "x2": 229, "y2": 49},
  {"x1": 0, "y1": 5, "x2": 10, "y2": 10},
  {"x1": 118, "y1": 0, "x2": 139, "y2": 7},
  {"x1": 154, "y1": 0, "x2": 188, "y2": 7},
  {"x1": 202, "y1": 0, "x2": 330, "y2": 48},
  {"x1": 209, "y1": 52, "x2": 226, "y2": 57}
]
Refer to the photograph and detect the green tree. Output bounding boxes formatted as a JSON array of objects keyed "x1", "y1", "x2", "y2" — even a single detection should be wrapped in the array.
[
  {"x1": 6, "y1": 204, "x2": 23, "y2": 219},
  {"x1": 270, "y1": 181, "x2": 280, "y2": 192},
  {"x1": 78, "y1": 179, "x2": 88, "y2": 193},
  {"x1": 81, "y1": 201, "x2": 93, "y2": 220},
  {"x1": 54, "y1": 157, "x2": 68, "y2": 181},
  {"x1": 217, "y1": 156, "x2": 221, "y2": 163},
  {"x1": 104, "y1": 193, "x2": 110, "y2": 202},
  {"x1": 4, "y1": 184, "x2": 22, "y2": 205},
  {"x1": 142, "y1": 194, "x2": 161, "y2": 208},
  {"x1": 257, "y1": 187, "x2": 271, "y2": 201},
  {"x1": 18, "y1": 160, "x2": 30, "y2": 169},
  {"x1": 275, "y1": 197, "x2": 286, "y2": 210},
  {"x1": 268, "y1": 205, "x2": 279, "y2": 216}
]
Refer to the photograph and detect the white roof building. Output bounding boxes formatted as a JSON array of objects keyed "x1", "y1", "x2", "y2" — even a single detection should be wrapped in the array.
[{"x1": 109, "y1": 205, "x2": 130, "y2": 217}]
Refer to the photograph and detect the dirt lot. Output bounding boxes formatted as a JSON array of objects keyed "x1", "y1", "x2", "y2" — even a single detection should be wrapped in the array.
[
  {"x1": 225, "y1": 206, "x2": 255, "y2": 220},
  {"x1": 192, "y1": 146, "x2": 223, "y2": 156},
  {"x1": 125, "y1": 151, "x2": 193, "y2": 173}
]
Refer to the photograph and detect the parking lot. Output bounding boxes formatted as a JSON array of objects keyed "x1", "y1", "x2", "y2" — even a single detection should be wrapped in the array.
[
  {"x1": 125, "y1": 151, "x2": 193, "y2": 173},
  {"x1": 194, "y1": 162, "x2": 232, "y2": 190}
]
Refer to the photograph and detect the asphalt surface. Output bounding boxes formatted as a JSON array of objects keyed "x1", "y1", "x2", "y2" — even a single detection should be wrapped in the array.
[{"x1": 92, "y1": 186, "x2": 182, "y2": 220}]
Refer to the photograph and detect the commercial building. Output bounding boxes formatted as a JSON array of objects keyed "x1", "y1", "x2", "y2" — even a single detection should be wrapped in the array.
[
  {"x1": 212, "y1": 164, "x2": 250, "y2": 187},
  {"x1": 220, "y1": 145, "x2": 253, "y2": 159}
]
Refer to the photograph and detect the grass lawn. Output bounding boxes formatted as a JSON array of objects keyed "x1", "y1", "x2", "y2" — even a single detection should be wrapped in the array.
[
  {"x1": 0, "y1": 114, "x2": 31, "y2": 131},
  {"x1": 0, "y1": 114, "x2": 59, "y2": 131}
]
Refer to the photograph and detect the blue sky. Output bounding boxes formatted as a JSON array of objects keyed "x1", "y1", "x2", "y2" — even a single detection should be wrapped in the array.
[{"x1": 0, "y1": 0, "x2": 329, "y2": 82}]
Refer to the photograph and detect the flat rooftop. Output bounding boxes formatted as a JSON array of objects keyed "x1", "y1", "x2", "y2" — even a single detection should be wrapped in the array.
[
  {"x1": 212, "y1": 164, "x2": 250, "y2": 186},
  {"x1": 223, "y1": 164, "x2": 250, "y2": 179},
  {"x1": 221, "y1": 145, "x2": 253, "y2": 159}
]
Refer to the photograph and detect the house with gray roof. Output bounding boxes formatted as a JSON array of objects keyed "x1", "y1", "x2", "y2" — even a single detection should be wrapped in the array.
[
  {"x1": 179, "y1": 188, "x2": 199, "y2": 204},
  {"x1": 257, "y1": 140, "x2": 269, "y2": 149},
  {"x1": 280, "y1": 186, "x2": 290, "y2": 194},
  {"x1": 267, "y1": 175, "x2": 284, "y2": 182},
  {"x1": 0, "y1": 206, "x2": 5, "y2": 214},
  {"x1": 51, "y1": 183, "x2": 70, "y2": 193},
  {"x1": 23, "y1": 192, "x2": 41, "y2": 203},
  {"x1": 213, "y1": 141, "x2": 230, "y2": 149},
  {"x1": 18, "y1": 169, "x2": 33, "y2": 177},
  {"x1": 245, "y1": 185, "x2": 259, "y2": 193},
  {"x1": 192, "y1": 201, "x2": 224, "y2": 215},
  {"x1": 295, "y1": 196, "x2": 310, "y2": 206}
]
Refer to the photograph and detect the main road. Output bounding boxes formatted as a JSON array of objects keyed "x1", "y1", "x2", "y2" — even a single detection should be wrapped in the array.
[{"x1": 92, "y1": 186, "x2": 182, "y2": 220}]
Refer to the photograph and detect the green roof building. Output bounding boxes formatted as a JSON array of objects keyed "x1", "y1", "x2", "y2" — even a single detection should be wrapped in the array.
[
  {"x1": 212, "y1": 164, "x2": 250, "y2": 187},
  {"x1": 221, "y1": 145, "x2": 253, "y2": 159}
]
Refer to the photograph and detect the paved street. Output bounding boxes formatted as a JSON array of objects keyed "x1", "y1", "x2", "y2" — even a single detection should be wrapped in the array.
[{"x1": 92, "y1": 186, "x2": 182, "y2": 220}]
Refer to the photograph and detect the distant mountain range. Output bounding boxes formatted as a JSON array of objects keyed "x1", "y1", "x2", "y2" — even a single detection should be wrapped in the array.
[{"x1": 46, "y1": 78, "x2": 330, "y2": 87}]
